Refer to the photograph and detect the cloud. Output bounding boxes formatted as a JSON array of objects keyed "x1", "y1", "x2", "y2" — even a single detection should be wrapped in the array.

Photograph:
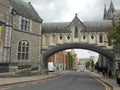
[
  {"x1": 24, "y1": 0, "x2": 69, "y2": 22},
  {"x1": 24, "y1": 0, "x2": 120, "y2": 22},
  {"x1": 74, "y1": 49, "x2": 99, "y2": 59}
]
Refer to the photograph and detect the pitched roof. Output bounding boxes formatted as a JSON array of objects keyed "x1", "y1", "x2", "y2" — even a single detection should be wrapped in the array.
[
  {"x1": 9, "y1": 0, "x2": 42, "y2": 23},
  {"x1": 69, "y1": 13, "x2": 86, "y2": 29},
  {"x1": 42, "y1": 22, "x2": 71, "y2": 33},
  {"x1": 83, "y1": 20, "x2": 113, "y2": 32},
  {"x1": 42, "y1": 20, "x2": 113, "y2": 33}
]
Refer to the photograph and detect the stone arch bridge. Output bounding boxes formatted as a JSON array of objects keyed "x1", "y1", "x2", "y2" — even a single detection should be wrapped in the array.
[{"x1": 41, "y1": 14, "x2": 118, "y2": 74}]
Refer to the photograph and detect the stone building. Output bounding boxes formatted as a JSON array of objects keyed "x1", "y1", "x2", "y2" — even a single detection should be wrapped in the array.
[
  {"x1": 0, "y1": 0, "x2": 42, "y2": 75},
  {"x1": 103, "y1": 1, "x2": 120, "y2": 20},
  {"x1": 48, "y1": 51, "x2": 67, "y2": 70},
  {"x1": 70, "y1": 50, "x2": 78, "y2": 70},
  {"x1": 0, "y1": 0, "x2": 120, "y2": 75},
  {"x1": 100, "y1": 0, "x2": 120, "y2": 73},
  {"x1": 41, "y1": 1, "x2": 119, "y2": 74}
]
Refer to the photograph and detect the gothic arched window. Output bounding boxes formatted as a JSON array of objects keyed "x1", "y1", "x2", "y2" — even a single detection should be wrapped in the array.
[
  {"x1": 83, "y1": 35, "x2": 86, "y2": 40},
  {"x1": 59, "y1": 35, "x2": 63, "y2": 40},
  {"x1": 67, "y1": 35, "x2": 70, "y2": 40},
  {"x1": 75, "y1": 27, "x2": 78, "y2": 38},
  {"x1": 99, "y1": 34, "x2": 103, "y2": 43},
  {"x1": 91, "y1": 35, "x2": 94, "y2": 39},
  {"x1": 17, "y1": 40, "x2": 29, "y2": 60}
]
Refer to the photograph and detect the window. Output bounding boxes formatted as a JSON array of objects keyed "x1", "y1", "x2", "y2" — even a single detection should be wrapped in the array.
[
  {"x1": 75, "y1": 27, "x2": 78, "y2": 38},
  {"x1": 17, "y1": 40, "x2": 29, "y2": 60},
  {"x1": 91, "y1": 35, "x2": 94, "y2": 39},
  {"x1": 21, "y1": 19, "x2": 30, "y2": 32},
  {"x1": 59, "y1": 35, "x2": 62, "y2": 40},
  {"x1": 67, "y1": 35, "x2": 70, "y2": 40},
  {"x1": 99, "y1": 34, "x2": 103, "y2": 43},
  {"x1": 83, "y1": 35, "x2": 86, "y2": 40}
]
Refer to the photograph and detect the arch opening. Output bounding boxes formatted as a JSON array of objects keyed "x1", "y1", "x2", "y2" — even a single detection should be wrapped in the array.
[{"x1": 41, "y1": 43, "x2": 115, "y2": 74}]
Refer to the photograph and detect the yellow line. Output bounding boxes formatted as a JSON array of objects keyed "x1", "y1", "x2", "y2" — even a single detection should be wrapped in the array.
[
  {"x1": 90, "y1": 74, "x2": 111, "y2": 90},
  {"x1": 95, "y1": 78, "x2": 110, "y2": 90}
]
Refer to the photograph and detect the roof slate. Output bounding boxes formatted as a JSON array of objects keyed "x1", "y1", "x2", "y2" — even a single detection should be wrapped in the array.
[
  {"x1": 42, "y1": 20, "x2": 113, "y2": 33},
  {"x1": 9, "y1": 0, "x2": 42, "y2": 23},
  {"x1": 42, "y1": 22, "x2": 71, "y2": 33},
  {"x1": 83, "y1": 20, "x2": 113, "y2": 32}
]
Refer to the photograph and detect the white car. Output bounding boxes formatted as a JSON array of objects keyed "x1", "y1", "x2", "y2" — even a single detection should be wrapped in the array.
[{"x1": 48, "y1": 62, "x2": 55, "y2": 72}]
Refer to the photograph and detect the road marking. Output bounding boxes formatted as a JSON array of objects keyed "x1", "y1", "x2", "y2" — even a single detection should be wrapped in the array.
[
  {"x1": 90, "y1": 74, "x2": 111, "y2": 90},
  {"x1": 95, "y1": 78, "x2": 110, "y2": 90}
]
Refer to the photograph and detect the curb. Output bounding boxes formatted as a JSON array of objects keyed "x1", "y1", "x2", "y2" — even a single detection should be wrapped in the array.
[
  {"x1": 0, "y1": 72, "x2": 66, "y2": 88},
  {"x1": 91, "y1": 73, "x2": 113, "y2": 90}
]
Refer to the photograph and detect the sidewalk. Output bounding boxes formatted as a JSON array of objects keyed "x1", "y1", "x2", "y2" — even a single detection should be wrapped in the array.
[
  {"x1": 91, "y1": 71, "x2": 120, "y2": 90},
  {"x1": 0, "y1": 71, "x2": 65, "y2": 86}
]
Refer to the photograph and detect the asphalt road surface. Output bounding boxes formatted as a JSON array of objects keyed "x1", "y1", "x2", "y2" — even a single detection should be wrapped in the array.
[{"x1": 7, "y1": 71, "x2": 106, "y2": 90}]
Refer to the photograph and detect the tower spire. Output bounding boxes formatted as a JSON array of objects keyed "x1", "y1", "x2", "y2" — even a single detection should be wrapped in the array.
[
  {"x1": 103, "y1": 4, "x2": 107, "y2": 20},
  {"x1": 109, "y1": 0, "x2": 115, "y2": 12}
]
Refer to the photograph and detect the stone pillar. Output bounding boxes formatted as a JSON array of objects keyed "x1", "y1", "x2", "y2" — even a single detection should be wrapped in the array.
[
  {"x1": 108, "y1": 50, "x2": 120, "y2": 76},
  {"x1": 41, "y1": 50, "x2": 48, "y2": 74},
  {"x1": 108, "y1": 61, "x2": 112, "y2": 71},
  {"x1": 98, "y1": 55, "x2": 104, "y2": 67},
  {"x1": 114, "y1": 50, "x2": 120, "y2": 70}
]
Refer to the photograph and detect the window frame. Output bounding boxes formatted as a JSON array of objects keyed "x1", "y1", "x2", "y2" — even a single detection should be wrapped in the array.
[
  {"x1": 20, "y1": 18, "x2": 30, "y2": 32},
  {"x1": 75, "y1": 27, "x2": 78, "y2": 38},
  {"x1": 17, "y1": 40, "x2": 29, "y2": 60}
]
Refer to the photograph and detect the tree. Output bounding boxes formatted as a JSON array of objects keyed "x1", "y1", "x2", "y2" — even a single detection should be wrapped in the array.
[
  {"x1": 107, "y1": 20, "x2": 120, "y2": 49},
  {"x1": 85, "y1": 61, "x2": 90, "y2": 68},
  {"x1": 91, "y1": 60, "x2": 95, "y2": 69},
  {"x1": 67, "y1": 52, "x2": 73, "y2": 70}
]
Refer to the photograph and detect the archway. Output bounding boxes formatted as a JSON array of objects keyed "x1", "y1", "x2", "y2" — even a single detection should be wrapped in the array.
[{"x1": 41, "y1": 43, "x2": 115, "y2": 74}]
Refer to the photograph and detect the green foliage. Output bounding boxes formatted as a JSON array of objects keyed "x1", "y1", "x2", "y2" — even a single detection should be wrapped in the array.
[
  {"x1": 85, "y1": 61, "x2": 90, "y2": 68},
  {"x1": 91, "y1": 60, "x2": 95, "y2": 68},
  {"x1": 107, "y1": 21, "x2": 120, "y2": 46},
  {"x1": 67, "y1": 52, "x2": 73, "y2": 70}
]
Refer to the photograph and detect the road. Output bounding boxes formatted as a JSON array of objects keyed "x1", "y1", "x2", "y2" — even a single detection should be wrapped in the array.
[{"x1": 7, "y1": 71, "x2": 106, "y2": 90}]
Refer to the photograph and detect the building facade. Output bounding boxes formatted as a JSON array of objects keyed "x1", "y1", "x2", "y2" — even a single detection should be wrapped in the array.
[
  {"x1": 100, "y1": 0, "x2": 120, "y2": 74},
  {"x1": 70, "y1": 50, "x2": 78, "y2": 70},
  {"x1": 0, "y1": 0, "x2": 120, "y2": 75},
  {"x1": 48, "y1": 51, "x2": 67, "y2": 70},
  {"x1": 41, "y1": 1, "x2": 120, "y2": 74},
  {"x1": 103, "y1": 1, "x2": 120, "y2": 20},
  {"x1": 0, "y1": 0, "x2": 42, "y2": 75},
  {"x1": 48, "y1": 50, "x2": 78, "y2": 71}
]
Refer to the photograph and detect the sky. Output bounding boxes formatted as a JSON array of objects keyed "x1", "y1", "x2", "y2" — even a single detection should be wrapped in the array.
[
  {"x1": 66, "y1": 49, "x2": 99, "y2": 59},
  {"x1": 23, "y1": 0, "x2": 120, "y2": 58},
  {"x1": 24, "y1": 0, "x2": 120, "y2": 22}
]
